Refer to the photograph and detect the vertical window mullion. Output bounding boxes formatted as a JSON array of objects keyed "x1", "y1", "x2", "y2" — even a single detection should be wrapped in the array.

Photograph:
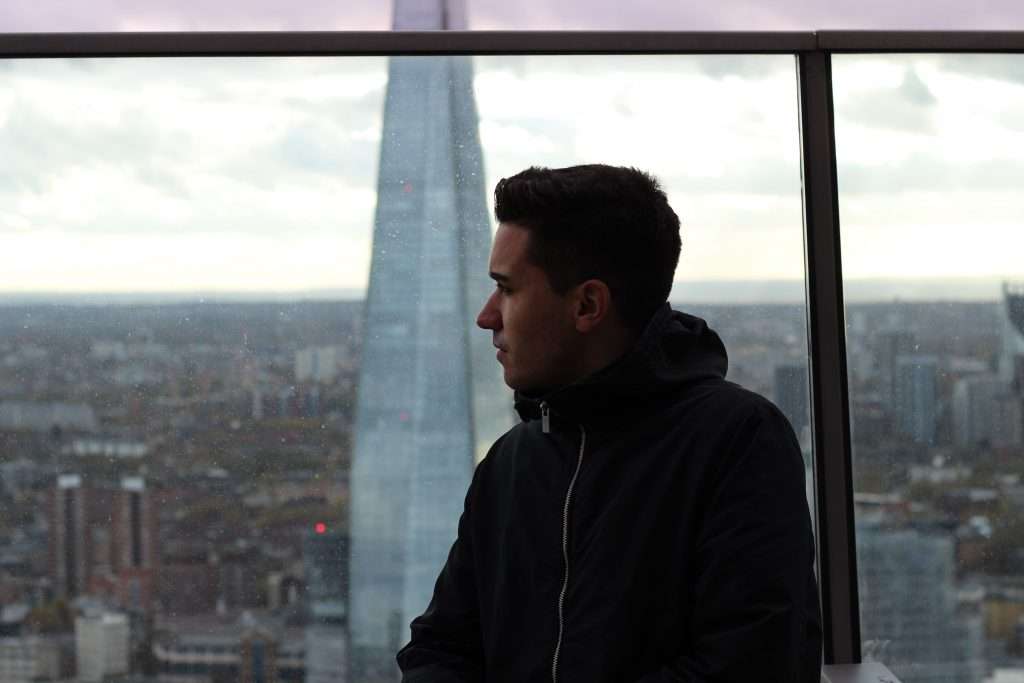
[{"x1": 797, "y1": 47, "x2": 861, "y2": 665}]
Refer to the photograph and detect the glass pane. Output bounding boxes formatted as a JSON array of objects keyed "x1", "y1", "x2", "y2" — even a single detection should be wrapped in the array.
[
  {"x1": 835, "y1": 54, "x2": 1024, "y2": 683},
  {"x1": 0, "y1": 53, "x2": 810, "y2": 682}
]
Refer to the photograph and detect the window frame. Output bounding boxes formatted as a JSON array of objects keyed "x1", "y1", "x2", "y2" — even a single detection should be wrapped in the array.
[{"x1": 4, "y1": 28, "x2": 1024, "y2": 666}]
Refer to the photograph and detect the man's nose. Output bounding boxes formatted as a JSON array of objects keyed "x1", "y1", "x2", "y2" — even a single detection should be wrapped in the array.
[{"x1": 476, "y1": 292, "x2": 501, "y2": 331}]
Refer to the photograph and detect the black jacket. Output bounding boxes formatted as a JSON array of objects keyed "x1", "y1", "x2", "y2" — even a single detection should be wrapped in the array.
[{"x1": 397, "y1": 305, "x2": 822, "y2": 682}]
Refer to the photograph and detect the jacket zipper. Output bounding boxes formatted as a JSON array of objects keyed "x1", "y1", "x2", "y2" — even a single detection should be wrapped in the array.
[{"x1": 552, "y1": 422, "x2": 586, "y2": 683}]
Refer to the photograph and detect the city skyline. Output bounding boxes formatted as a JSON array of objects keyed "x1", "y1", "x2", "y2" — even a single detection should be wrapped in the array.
[
  {"x1": 1, "y1": 288, "x2": 1023, "y2": 682},
  {"x1": 2, "y1": 12, "x2": 1024, "y2": 683},
  {"x1": 0, "y1": 276, "x2": 1021, "y2": 305}
]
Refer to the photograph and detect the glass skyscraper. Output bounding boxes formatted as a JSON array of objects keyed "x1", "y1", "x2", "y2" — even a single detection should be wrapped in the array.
[
  {"x1": 348, "y1": 1, "x2": 512, "y2": 679},
  {"x1": 857, "y1": 520, "x2": 985, "y2": 683}
]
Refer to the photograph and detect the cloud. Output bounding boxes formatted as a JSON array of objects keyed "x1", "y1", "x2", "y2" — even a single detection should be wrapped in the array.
[
  {"x1": 697, "y1": 55, "x2": 794, "y2": 81},
  {"x1": 1, "y1": 57, "x2": 386, "y2": 179},
  {"x1": 0, "y1": 97, "x2": 193, "y2": 196},
  {"x1": 216, "y1": 120, "x2": 381, "y2": 192},
  {"x1": 2, "y1": 25, "x2": 1022, "y2": 293},
  {"x1": 838, "y1": 68, "x2": 937, "y2": 134},
  {"x1": 838, "y1": 155, "x2": 1024, "y2": 194},
  {"x1": 899, "y1": 69, "x2": 937, "y2": 106},
  {"x1": 936, "y1": 54, "x2": 1024, "y2": 86},
  {"x1": 1000, "y1": 107, "x2": 1024, "y2": 132}
]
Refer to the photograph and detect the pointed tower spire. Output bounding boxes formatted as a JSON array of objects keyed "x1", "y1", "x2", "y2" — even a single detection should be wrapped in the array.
[
  {"x1": 349, "y1": 1, "x2": 512, "y2": 679},
  {"x1": 392, "y1": 0, "x2": 468, "y2": 30}
]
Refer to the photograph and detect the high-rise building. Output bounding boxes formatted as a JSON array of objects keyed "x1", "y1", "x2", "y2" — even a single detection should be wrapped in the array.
[
  {"x1": 305, "y1": 525, "x2": 348, "y2": 626},
  {"x1": 992, "y1": 395, "x2": 1024, "y2": 449},
  {"x1": 0, "y1": 636, "x2": 65, "y2": 683},
  {"x1": 49, "y1": 474, "x2": 88, "y2": 600},
  {"x1": 348, "y1": 0, "x2": 512, "y2": 678},
  {"x1": 895, "y1": 355, "x2": 938, "y2": 445},
  {"x1": 876, "y1": 329, "x2": 916, "y2": 409},
  {"x1": 953, "y1": 374, "x2": 1023, "y2": 449},
  {"x1": 49, "y1": 475, "x2": 158, "y2": 612},
  {"x1": 306, "y1": 624, "x2": 346, "y2": 683},
  {"x1": 110, "y1": 477, "x2": 158, "y2": 612},
  {"x1": 304, "y1": 524, "x2": 348, "y2": 683},
  {"x1": 75, "y1": 612, "x2": 130, "y2": 683},
  {"x1": 295, "y1": 346, "x2": 345, "y2": 384},
  {"x1": 1001, "y1": 282, "x2": 1024, "y2": 393},
  {"x1": 857, "y1": 521, "x2": 985, "y2": 683},
  {"x1": 774, "y1": 362, "x2": 810, "y2": 443}
]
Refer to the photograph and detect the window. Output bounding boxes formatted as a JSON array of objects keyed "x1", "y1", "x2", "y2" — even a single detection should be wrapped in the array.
[
  {"x1": 835, "y1": 54, "x2": 1024, "y2": 683},
  {"x1": 0, "y1": 49, "x2": 812, "y2": 681}
]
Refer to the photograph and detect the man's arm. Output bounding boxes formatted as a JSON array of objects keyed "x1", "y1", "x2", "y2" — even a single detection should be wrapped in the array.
[
  {"x1": 637, "y1": 403, "x2": 823, "y2": 682},
  {"x1": 396, "y1": 469, "x2": 485, "y2": 683}
]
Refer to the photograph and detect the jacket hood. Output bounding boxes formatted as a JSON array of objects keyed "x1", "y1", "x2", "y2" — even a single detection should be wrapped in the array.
[{"x1": 514, "y1": 303, "x2": 728, "y2": 428}]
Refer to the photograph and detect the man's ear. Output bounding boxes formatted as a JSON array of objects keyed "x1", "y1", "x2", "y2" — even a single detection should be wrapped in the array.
[{"x1": 573, "y1": 279, "x2": 613, "y2": 333}]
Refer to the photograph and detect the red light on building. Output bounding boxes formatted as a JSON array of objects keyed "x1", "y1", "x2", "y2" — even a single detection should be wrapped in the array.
[{"x1": 314, "y1": 522, "x2": 327, "y2": 535}]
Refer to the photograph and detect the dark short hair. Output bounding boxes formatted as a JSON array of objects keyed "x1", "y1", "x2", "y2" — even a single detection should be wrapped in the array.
[{"x1": 493, "y1": 164, "x2": 681, "y2": 332}]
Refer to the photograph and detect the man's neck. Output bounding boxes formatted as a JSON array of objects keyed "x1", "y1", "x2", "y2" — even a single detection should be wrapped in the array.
[{"x1": 575, "y1": 324, "x2": 639, "y2": 384}]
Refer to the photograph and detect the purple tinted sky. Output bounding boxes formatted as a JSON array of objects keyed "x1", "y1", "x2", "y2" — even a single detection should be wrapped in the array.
[{"x1": 1, "y1": 0, "x2": 1024, "y2": 32}]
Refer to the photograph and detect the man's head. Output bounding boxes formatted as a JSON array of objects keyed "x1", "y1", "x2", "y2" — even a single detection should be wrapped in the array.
[{"x1": 476, "y1": 164, "x2": 681, "y2": 394}]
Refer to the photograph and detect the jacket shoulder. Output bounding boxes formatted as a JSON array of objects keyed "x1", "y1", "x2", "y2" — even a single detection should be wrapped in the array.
[
  {"x1": 674, "y1": 378, "x2": 793, "y2": 430},
  {"x1": 667, "y1": 379, "x2": 805, "y2": 482},
  {"x1": 474, "y1": 422, "x2": 533, "y2": 477},
  {"x1": 702, "y1": 380, "x2": 806, "y2": 474}
]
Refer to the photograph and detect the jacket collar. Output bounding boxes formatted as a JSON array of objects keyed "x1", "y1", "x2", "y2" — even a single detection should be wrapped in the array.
[{"x1": 514, "y1": 303, "x2": 728, "y2": 431}]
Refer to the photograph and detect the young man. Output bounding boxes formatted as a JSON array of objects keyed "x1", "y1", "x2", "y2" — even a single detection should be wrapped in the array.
[{"x1": 397, "y1": 164, "x2": 822, "y2": 682}]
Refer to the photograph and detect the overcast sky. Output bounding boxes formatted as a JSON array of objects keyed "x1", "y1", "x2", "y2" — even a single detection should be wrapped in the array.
[{"x1": 1, "y1": 4, "x2": 1023, "y2": 301}]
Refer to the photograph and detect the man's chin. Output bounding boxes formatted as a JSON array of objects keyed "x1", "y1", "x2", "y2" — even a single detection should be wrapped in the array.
[
  {"x1": 501, "y1": 369, "x2": 519, "y2": 391},
  {"x1": 502, "y1": 369, "x2": 529, "y2": 393},
  {"x1": 503, "y1": 373, "x2": 551, "y2": 398}
]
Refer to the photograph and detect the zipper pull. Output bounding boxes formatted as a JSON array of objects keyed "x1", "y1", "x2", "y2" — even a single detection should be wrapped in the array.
[{"x1": 540, "y1": 401, "x2": 551, "y2": 434}]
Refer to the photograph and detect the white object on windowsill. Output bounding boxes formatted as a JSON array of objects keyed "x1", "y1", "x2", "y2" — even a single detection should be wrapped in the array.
[{"x1": 822, "y1": 662, "x2": 902, "y2": 683}]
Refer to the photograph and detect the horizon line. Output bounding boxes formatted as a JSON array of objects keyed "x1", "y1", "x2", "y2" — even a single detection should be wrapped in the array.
[{"x1": 0, "y1": 276, "x2": 1017, "y2": 306}]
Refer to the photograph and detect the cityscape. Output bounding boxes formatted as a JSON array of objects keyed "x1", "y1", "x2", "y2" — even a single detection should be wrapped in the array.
[
  {"x1": 2, "y1": 2, "x2": 1024, "y2": 682},
  {"x1": 0, "y1": 291, "x2": 1023, "y2": 682}
]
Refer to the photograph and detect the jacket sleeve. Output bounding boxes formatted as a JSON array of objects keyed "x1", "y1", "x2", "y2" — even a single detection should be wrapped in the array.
[
  {"x1": 636, "y1": 403, "x2": 822, "y2": 683},
  {"x1": 396, "y1": 465, "x2": 486, "y2": 683}
]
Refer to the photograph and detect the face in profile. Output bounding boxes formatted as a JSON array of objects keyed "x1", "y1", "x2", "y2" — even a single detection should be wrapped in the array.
[{"x1": 476, "y1": 222, "x2": 581, "y2": 395}]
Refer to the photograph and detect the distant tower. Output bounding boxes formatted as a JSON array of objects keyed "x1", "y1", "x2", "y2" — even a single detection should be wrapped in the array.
[
  {"x1": 348, "y1": 0, "x2": 512, "y2": 679},
  {"x1": 774, "y1": 362, "x2": 809, "y2": 441},
  {"x1": 857, "y1": 522, "x2": 985, "y2": 683},
  {"x1": 1001, "y1": 282, "x2": 1024, "y2": 392},
  {"x1": 953, "y1": 374, "x2": 1003, "y2": 447},
  {"x1": 304, "y1": 524, "x2": 348, "y2": 683},
  {"x1": 305, "y1": 524, "x2": 348, "y2": 626},
  {"x1": 50, "y1": 474, "x2": 89, "y2": 599},
  {"x1": 876, "y1": 329, "x2": 915, "y2": 409},
  {"x1": 895, "y1": 355, "x2": 938, "y2": 445},
  {"x1": 110, "y1": 477, "x2": 158, "y2": 612}
]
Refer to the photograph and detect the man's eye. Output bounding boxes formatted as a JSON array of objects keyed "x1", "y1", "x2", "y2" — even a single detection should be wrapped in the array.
[{"x1": 495, "y1": 284, "x2": 511, "y2": 294}]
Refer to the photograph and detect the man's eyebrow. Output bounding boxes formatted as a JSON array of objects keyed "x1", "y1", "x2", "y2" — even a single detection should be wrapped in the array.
[{"x1": 489, "y1": 272, "x2": 510, "y2": 283}]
